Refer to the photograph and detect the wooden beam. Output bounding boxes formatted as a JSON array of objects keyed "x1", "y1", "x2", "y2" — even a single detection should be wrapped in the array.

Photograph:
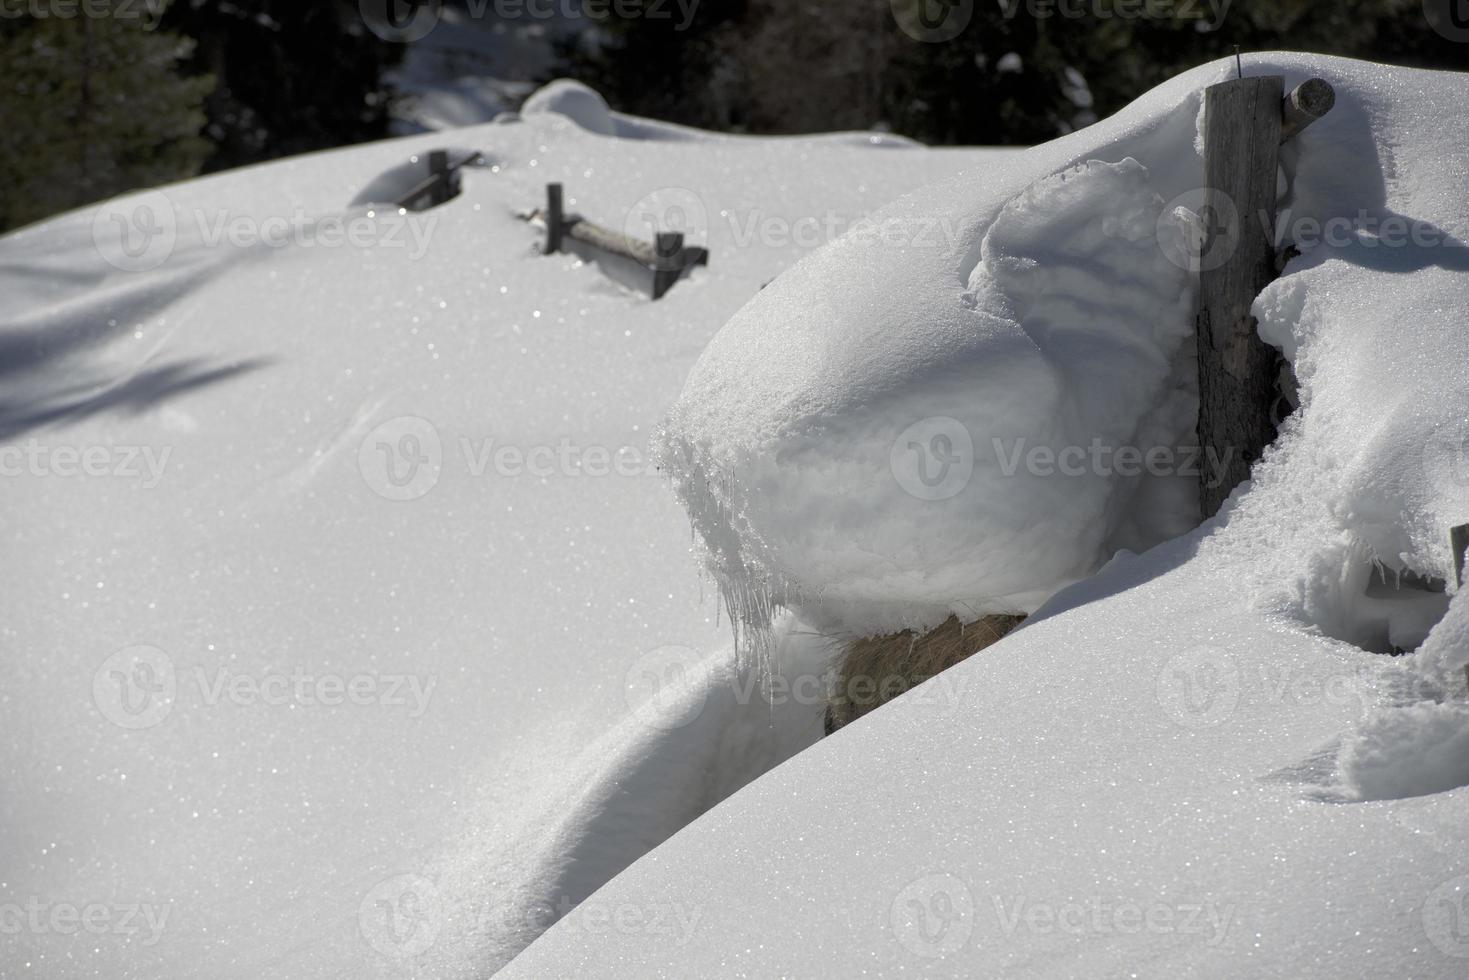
[{"x1": 1195, "y1": 75, "x2": 1285, "y2": 518}]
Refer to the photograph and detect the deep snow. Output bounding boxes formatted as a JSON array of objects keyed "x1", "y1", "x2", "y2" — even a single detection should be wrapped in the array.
[
  {"x1": 3, "y1": 52, "x2": 1468, "y2": 980},
  {"x1": 0, "y1": 84, "x2": 1008, "y2": 977},
  {"x1": 513, "y1": 53, "x2": 1469, "y2": 978}
]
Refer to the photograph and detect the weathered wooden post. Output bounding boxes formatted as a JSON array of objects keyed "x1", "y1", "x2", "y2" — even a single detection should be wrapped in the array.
[
  {"x1": 1195, "y1": 74, "x2": 1334, "y2": 518},
  {"x1": 651, "y1": 231, "x2": 685, "y2": 300},
  {"x1": 545, "y1": 183, "x2": 565, "y2": 255},
  {"x1": 428, "y1": 150, "x2": 449, "y2": 206},
  {"x1": 1453, "y1": 523, "x2": 1468, "y2": 591}
]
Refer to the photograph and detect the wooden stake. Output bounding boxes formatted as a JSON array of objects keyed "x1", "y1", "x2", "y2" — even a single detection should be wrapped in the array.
[
  {"x1": 1452, "y1": 523, "x2": 1468, "y2": 591},
  {"x1": 651, "y1": 232, "x2": 685, "y2": 300},
  {"x1": 429, "y1": 150, "x2": 449, "y2": 206},
  {"x1": 1195, "y1": 75, "x2": 1285, "y2": 518},
  {"x1": 545, "y1": 183, "x2": 564, "y2": 254},
  {"x1": 1194, "y1": 77, "x2": 1336, "y2": 518}
]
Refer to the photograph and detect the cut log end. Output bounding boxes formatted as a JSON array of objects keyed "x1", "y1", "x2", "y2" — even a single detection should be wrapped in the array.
[{"x1": 1280, "y1": 78, "x2": 1335, "y2": 143}]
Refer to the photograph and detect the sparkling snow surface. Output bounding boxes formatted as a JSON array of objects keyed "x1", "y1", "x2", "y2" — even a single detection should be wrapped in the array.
[
  {"x1": 5, "y1": 53, "x2": 1469, "y2": 980},
  {"x1": 0, "y1": 91, "x2": 1010, "y2": 977},
  {"x1": 506, "y1": 54, "x2": 1469, "y2": 978}
]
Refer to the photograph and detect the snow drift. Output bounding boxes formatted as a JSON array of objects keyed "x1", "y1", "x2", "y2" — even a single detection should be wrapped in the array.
[
  {"x1": 6, "y1": 53, "x2": 1469, "y2": 980},
  {"x1": 507, "y1": 53, "x2": 1469, "y2": 979},
  {"x1": 660, "y1": 153, "x2": 1203, "y2": 639}
]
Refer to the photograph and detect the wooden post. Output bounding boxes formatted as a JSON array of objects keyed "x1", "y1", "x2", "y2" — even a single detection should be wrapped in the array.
[
  {"x1": 1455, "y1": 523, "x2": 1468, "y2": 690},
  {"x1": 1453, "y1": 523, "x2": 1468, "y2": 591},
  {"x1": 545, "y1": 183, "x2": 564, "y2": 255},
  {"x1": 1195, "y1": 76, "x2": 1334, "y2": 518},
  {"x1": 429, "y1": 150, "x2": 449, "y2": 206},
  {"x1": 651, "y1": 231, "x2": 684, "y2": 300}
]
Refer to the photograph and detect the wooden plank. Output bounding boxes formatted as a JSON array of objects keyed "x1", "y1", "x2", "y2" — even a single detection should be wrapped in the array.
[
  {"x1": 1195, "y1": 75, "x2": 1285, "y2": 518},
  {"x1": 565, "y1": 217, "x2": 659, "y2": 267}
]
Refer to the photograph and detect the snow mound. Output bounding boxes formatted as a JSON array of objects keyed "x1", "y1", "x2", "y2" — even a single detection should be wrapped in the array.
[
  {"x1": 660, "y1": 119, "x2": 1205, "y2": 640},
  {"x1": 521, "y1": 78, "x2": 617, "y2": 137},
  {"x1": 507, "y1": 57, "x2": 1469, "y2": 980}
]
